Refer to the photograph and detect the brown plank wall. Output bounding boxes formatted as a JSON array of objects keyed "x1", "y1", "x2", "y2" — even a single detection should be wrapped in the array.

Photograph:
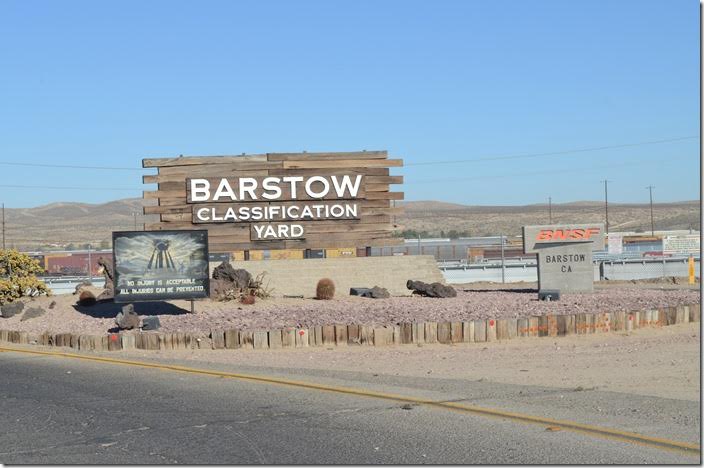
[{"x1": 142, "y1": 151, "x2": 404, "y2": 252}]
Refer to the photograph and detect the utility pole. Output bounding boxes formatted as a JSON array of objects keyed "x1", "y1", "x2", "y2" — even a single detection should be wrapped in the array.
[
  {"x1": 87, "y1": 243, "x2": 93, "y2": 283},
  {"x1": 646, "y1": 185, "x2": 655, "y2": 236},
  {"x1": 548, "y1": 196, "x2": 552, "y2": 224},
  {"x1": 601, "y1": 180, "x2": 610, "y2": 234}
]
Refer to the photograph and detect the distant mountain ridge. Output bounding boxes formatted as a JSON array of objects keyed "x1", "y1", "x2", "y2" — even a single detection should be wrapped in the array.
[{"x1": 1, "y1": 198, "x2": 700, "y2": 250}]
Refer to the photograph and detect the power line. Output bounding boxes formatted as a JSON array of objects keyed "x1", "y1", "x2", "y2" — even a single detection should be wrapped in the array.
[
  {"x1": 405, "y1": 136, "x2": 698, "y2": 166},
  {"x1": 0, "y1": 184, "x2": 142, "y2": 191},
  {"x1": 0, "y1": 135, "x2": 697, "y2": 171}
]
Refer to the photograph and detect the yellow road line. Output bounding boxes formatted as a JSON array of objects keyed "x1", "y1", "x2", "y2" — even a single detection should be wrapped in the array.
[{"x1": 0, "y1": 345, "x2": 699, "y2": 456}]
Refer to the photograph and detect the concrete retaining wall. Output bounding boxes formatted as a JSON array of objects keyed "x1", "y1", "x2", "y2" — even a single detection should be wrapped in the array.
[
  {"x1": 210, "y1": 255, "x2": 445, "y2": 297},
  {"x1": 0, "y1": 303, "x2": 698, "y2": 353}
]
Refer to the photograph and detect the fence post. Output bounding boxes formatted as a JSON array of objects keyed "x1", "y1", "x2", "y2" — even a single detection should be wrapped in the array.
[{"x1": 500, "y1": 234, "x2": 506, "y2": 284}]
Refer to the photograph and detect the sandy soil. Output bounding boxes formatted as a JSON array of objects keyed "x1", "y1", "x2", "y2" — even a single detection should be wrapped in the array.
[
  {"x1": 116, "y1": 322, "x2": 701, "y2": 402},
  {"x1": 0, "y1": 285, "x2": 699, "y2": 336}
]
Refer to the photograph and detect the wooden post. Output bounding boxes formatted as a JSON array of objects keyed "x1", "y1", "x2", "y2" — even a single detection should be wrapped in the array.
[
  {"x1": 269, "y1": 329, "x2": 283, "y2": 349},
  {"x1": 462, "y1": 321, "x2": 474, "y2": 343},
  {"x1": 334, "y1": 325, "x2": 348, "y2": 346},
  {"x1": 322, "y1": 325, "x2": 336, "y2": 346},
  {"x1": 400, "y1": 323, "x2": 413, "y2": 344},
  {"x1": 450, "y1": 322, "x2": 463, "y2": 343},
  {"x1": 437, "y1": 322, "x2": 452, "y2": 344},
  {"x1": 253, "y1": 331, "x2": 268, "y2": 349},
  {"x1": 496, "y1": 319, "x2": 509, "y2": 340},
  {"x1": 486, "y1": 319, "x2": 497, "y2": 342},
  {"x1": 347, "y1": 324, "x2": 360, "y2": 345},
  {"x1": 359, "y1": 325, "x2": 374, "y2": 345},
  {"x1": 413, "y1": 322, "x2": 425, "y2": 344},
  {"x1": 474, "y1": 320, "x2": 486, "y2": 342},
  {"x1": 689, "y1": 303, "x2": 700, "y2": 322},
  {"x1": 424, "y1": 322, "x2": 438, "y2": 344},
  {"x1": 240, "y1": 330, "x2": 254, "y2": 348},
  {"x1": 224, "y1": 329, "x2": 240, "y2": 349},
  {"x1": 517, "y1": 318, "x2": 529, "y2": 338},
  {"x1": 507, "y1": 318, "x2": 518, "y2": 339},
  {"x1": 282, "y1": 328, "x2": 296, "y2": 348},
  {"x1": 295, "y1": 329, "x2": 309, "y2": 347},
  {"x1": 211, "y1": 330, "x2": 226, "y2": 349}
]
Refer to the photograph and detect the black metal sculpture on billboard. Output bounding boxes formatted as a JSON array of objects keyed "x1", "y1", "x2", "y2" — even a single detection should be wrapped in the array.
[{"x1": 112, "y1": 230, "x2": 210, "y2": 302}]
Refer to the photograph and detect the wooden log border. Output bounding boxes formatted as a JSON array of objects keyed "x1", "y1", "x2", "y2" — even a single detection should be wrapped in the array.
[{"x1": 0, "y1": 303, "x2": 699, "y2": 352}]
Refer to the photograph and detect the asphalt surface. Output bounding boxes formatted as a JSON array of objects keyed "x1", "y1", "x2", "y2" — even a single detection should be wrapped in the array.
[{"x1": 0, "y1": 348, "x2": 699, "y2": 464}]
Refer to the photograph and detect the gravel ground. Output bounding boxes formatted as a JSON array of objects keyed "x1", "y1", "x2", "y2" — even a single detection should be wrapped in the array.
[{"x1": 0, "y1": 286, "x2": 699, "y2": 335}]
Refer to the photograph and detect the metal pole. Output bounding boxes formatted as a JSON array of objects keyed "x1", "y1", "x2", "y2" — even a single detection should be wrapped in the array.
[
  {"x1": 548, "y1": 197, "x2": 552, "y2": 224},
  {"x1": 1, "y1": 203, "x2": 5, "y2": 251},
  {"x1": 646, "y1": 185, "x2": 655, "y2": 236},
  {"x1": 87, "y1": 243, "x2": 93, "y2": 283},
  {"x1": 604, "y1": 180, "x2": 609, "y2": 234},
  {"x1": 417, "y1": 234, "x2": 421, "y2": 256},
  {"x1": 500, "y1": 234, "x2": 506, "y2": 284},
  {"x1": 133, "y1": 212, "x2": 138, "y2": 230}
]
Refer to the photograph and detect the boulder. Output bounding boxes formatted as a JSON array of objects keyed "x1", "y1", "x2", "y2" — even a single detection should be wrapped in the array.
[
  {"x1": 73, "y1": 281, "x2": 93, "y2": 294},
  {"x1": 97, "y1": 257, "x2": 114, "y2": 300},
  {"x1": 1, "y1": 301, "x2": 24, "y2": 318},
  {"x1": 78, "y1": 290, "x2": 97, "y2": 306},
  {"x1": 350, "y1": 287, "x2": 372, "y2": 297},
  {"x1": 141, "y1": 316, "x2": 161, "y2": 331},
  {"x1": 21, "y1": 306, "x2": 46, "y2": 321},
  {"x1": 115, "y1": 304, "x2": 141, "y2": 330},
  {"x1": 362, "y1": 286, "x2": 390, "y2": 299},
  {"x1": 406, "y1": 280, "x2": 457, "y2": 298},
  {"x1": 212, "y1": 262, "x2": 251, "y2": 290}
]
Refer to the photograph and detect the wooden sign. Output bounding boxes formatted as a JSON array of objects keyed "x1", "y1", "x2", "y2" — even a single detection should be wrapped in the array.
[{"x1": 142, "y1": 151, "x2": 404, "y2": 252}]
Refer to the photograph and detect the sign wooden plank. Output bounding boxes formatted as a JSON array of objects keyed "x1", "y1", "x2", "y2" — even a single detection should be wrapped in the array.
[
  {"x1": 282, "y1": 159, "x2": 403, "y2": 169},
  {"x1": 143, "y1": 154, "x2": 269, "y2": 168},
  {"x1": 267, "y1": 151, "x2": 387, "y2": 161}
]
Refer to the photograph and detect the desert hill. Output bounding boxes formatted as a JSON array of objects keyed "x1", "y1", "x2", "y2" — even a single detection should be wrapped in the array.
[{"x1": 1, "y1": 198, "x2": 700, "y2": 250}]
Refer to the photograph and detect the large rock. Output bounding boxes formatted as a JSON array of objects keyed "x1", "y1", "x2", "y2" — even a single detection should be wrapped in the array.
[
  {"x1": 142, "y1": 316, "x2": 161, "y2": 331},
  {"x1": 97, "y1": 257, "x2": 114, "y2": 300},
  {"x1": 1, "y1": 301, "x2": 24, "y2": 318},
  {"x1": 212, "y1": 262, "x2": 251, "y2": 290},
  {"x1": 406, "y1": 280, "x2": 457, "y2": 298},
  {"x1": 21, "y1": 306, "x2": 46, "y2": 321},
  {"x1": 73, "y1": 281, "x2": 93, "y2": 294},
  {"x1": 362, "y1": 286, "x2": 391, "y2": 299},
  {"x1": 115, "y1": 304, "x2": 141, "y2": 330},
  {"x1": 78, "y1": 290, "x2": 97, "y2": 306}
]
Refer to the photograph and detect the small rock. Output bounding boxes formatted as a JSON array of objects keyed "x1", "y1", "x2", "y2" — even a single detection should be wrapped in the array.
[
  {"x1": 361, "y1": 286, "x2": 390, "y2": 299},
  {"x1": 48, "y1": 300, "x2": 57, "y2": 310},
  {"x1": 20, "y1": 306, "x2": 46, "y2": 321},
  {"x1": 142, "y1": 316, "x2": 161, "y2": 331},
  {"x1": 115, "y1": 304, "x2": 141, "y2": 330},
  {"x1": 1, "y1": 301, "x2": 24, "y2": 318}
]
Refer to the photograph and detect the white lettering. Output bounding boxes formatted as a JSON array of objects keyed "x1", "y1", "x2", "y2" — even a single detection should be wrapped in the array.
[
  {"x1": 239, "y1": 178, "x2": 258, "y2": 200},
  {"x1": 282, "y1": 176, "x2": 304, "y2": 199},
  {"x1": 332, "y1": 175, "x2": 362, "y2": 198},
  {"x1": 262, "y1": 177, "x2": 282, "y2": 200},
  {"x1": 190, "y1": 179, "x2": 211, "y2": 202},
  {"x1": 213, "y1": 179, "x2": 237, "y2": 201}
]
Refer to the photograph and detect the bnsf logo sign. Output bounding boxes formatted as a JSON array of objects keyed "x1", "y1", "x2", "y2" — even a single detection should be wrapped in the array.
[{"x1": 536, "y1": 228, "x2": 601, "y2": 241}]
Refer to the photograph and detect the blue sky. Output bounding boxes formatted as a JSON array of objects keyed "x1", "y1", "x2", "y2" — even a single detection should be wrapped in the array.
[{"x1": 0, "y1": 0, "x2": 699, "y2": 208}]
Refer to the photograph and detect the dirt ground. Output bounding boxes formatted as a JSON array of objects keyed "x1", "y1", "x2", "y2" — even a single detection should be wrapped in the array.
[
  {"x1": 0, "y1": 284, "x2": 699, "y2": 335},
  {"x1": 114, "y1": 322, "x2": 701, "y2": 402}
]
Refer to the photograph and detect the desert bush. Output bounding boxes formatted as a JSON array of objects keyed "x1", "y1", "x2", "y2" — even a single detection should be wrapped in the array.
[
  {"x1": 0, "y1": 249, "x2": 51, "y2": 304},
  {"x1": 315, "y1": 278, "x2": 335, "y2": 300}
]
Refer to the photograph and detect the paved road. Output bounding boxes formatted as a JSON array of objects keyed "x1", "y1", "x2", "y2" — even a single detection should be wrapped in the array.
[{"x1": 0, "y1": 348, "x2": 699, "y2": 464}]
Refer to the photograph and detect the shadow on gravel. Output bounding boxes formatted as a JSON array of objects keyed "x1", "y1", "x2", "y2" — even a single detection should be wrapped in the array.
[
  {"x1": 461, "y1": 288, "x2": 538, "y2": 294},
  {"x1": 72, "y1": 301, "x2": 190, "y2": 319}
]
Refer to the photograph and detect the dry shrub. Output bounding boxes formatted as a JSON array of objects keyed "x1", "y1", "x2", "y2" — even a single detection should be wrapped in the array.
[
  {"x1": 316, "y1": 278, "x2": 335, "y2": 300},
  {"x1": 0, "y1": 249, "x2": 51, "y2": 305}
]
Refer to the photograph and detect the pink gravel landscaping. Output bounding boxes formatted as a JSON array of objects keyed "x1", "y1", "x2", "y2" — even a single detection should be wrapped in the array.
[{"x1": 0, "y1": 286, "x2": 698, "y2": 336}]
